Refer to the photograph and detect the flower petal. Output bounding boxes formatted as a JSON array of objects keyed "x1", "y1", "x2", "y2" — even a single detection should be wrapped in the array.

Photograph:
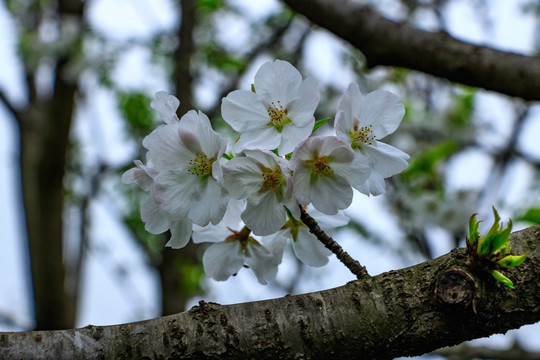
[
  {"x1": 278, "y1": 119, "x2": 314, "y2": 155},
  {"x1": 188, "y1": 178, "x2": 229, "y2": 226},
  {"x1": 292, "y1": 227, "x2": 331, "y2": 267},
  {"x1": 150, "y1": 91, "x2": 180, "y2": 124},
  {"x1": 222, "y1": 157, "x2": 264, "y2": 199},
  {"x1": 310, "y1": 174, "x2": 353, "y2": 215},
  {"x1": 353, "y1": 171, "x2": 386, "y2": 196},
  {"x1": 363, "y1": 141, "x2": 409, "y2": 177},
  {"x1": 361, "y1": 89, "x2": 405, "y2": 139},
  {"x1": 287, "y1": 76, "x2": 320, "y2": 127},
  {"x1": 166, "y1": 218, "x2": 193, "y2": 249},
  {"x1": 202, "y1": 242, "x2": 244, "y2": 281},
  {"x1": 242, "y1": 192, "x2": 287, "y2": 236},
  {"x1": 244, "y1": 242, "x2": 279, "y2": 284},
  {"x1": 152, "y1": 170, "x2": 196, "y2": 218},
  {"x1": 234, "y1": 127, "x2": 281, "y2": 153},
  {"x1": 262, "y1": 230, "x2": 288, "y2": 264},
  {"x1": 221, "y1": 90, "x2": 269, "y2": 132},
  {"x1": 254, "y1": 60, "x2": 302, "y2": 104},
  {"x1": 141, "y1": 196, "x2": 169, "y2": 234}
]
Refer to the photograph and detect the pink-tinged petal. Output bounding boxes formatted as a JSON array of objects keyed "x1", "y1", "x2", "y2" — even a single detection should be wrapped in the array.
[
  {"x1": 166, "y1": 218, "x2": 193, "y2": 249},
  {"x1": 203, "y1": 242, "x2": 244, "y2": 281},
  {"x1": 188, "y1": 178, "x2": 229, "y2": 226},
  {"x1": 360, "y1": 89, "x2": 404, "y2": 139},
  {"x1": 363, "y1": 141, "x2": 409, "y2": 177},
  {"x1": 122, "y1": 164, "x2": 153, "y2": 191},
  {"x1": 245, "y1": 243, "x2": 279, "y2": 284},
  {"x1": 254, "y1": 60, "x2": 302, "y2": 104},
  {"x1": 141, "y1": 196, "x2": 169, "y2": 234},
  {"x1": 242, "y1": 192, "x2": 287, "y2": 236},
  {"x1": 221, "y1": 90, "x2": 269, "y2": 132},
  {"x1": 233, "y1": 127, "x2": 281, "y2": 153},
  {"x1": 143, "y1": 123, "x2": 192, "y2": 169},
  {"x1": 292, "y1": 227, "x2": 331, "y2": 267},
  {"x1": 180, "y1": 110, "x2": 225, "y2": 157},
  {"x1": 287, "y1": 76, "x2": 320, "y2": 127},
  {"x1": 151, "y1": 91, "x2": 180, "y2": 124},
  {"x1": 311, "y1": 175, "x2": 353, "y2": 215},
  {"x1": 278, "y1": 119, "x2": 314, "y2": 155}
]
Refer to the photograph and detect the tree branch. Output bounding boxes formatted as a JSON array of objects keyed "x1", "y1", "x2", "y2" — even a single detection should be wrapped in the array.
[
  {"x1": 436, "y1": 342, "x2": 540, "y2": 360},
  {"x1": 300, "y1": 207, "x2": 370, "y2": 279},
  {"x1": 2, "y1": 225, "x2": 539, "y2": 359},
  {"x1": 281, "y1": 0, "x2": 540, "y2": 101},
  {"x1": 0, "y1": 88, "x2": 20, "y2": 123}
]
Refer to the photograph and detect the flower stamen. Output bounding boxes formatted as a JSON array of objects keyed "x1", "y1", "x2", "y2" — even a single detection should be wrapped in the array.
[
  {"x1": 307, "y1": 156, "x2": 334, "y2": 177},
  {"x1": 188, "y1": 153, "x2": 214, "y2": 177},
  {"x1": 349, "y1": 124, "x2": 375, "y2": 149},
  {"x1": 267, "y1": 101, "x2": 292, "y2": 133},
  {"x1": 261, "y1": 168, "x2": 283, "y2": 192}
]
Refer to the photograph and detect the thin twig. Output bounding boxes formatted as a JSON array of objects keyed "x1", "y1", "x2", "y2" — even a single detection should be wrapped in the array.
[{"x1": 300, "y1": 206, "x2": 370, "y2": 279}]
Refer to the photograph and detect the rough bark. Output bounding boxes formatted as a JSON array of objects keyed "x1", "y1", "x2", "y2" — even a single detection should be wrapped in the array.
[
  {"x1": 1, "y1": 225, "x2": 539, "y2": 359},
  {"x1": 281, "y1": 0, "x2": 540, "y2": 101}
]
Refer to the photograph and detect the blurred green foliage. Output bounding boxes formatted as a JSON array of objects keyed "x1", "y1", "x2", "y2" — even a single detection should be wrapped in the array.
[{"x1": 118, "y1": 92, "x2": 156, "y2": 138}]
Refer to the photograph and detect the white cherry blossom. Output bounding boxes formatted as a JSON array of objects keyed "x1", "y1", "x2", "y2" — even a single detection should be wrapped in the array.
[
  {"x1": 222, "y1": 149, "x2": 299, "y2": 236},
  {"x1": 289, "y1": 136, "x2": 370, "y2": 215},
  {"x1": 221, "y1": 59, "x2": 319, "y2": 155},
  {"x1": 193, "y1": 201, "x2": 279, "y2": 284},
  {"x1": 144, "y1": 110, "x2": 229, "y2": 226},
  {"x1": 335, "y1": 83, "x2": 409, "y2": 196}
]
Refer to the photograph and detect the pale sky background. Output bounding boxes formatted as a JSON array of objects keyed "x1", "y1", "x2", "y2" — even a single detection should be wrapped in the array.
[{"x1": 1, "y1": 0, "x2": 540, "y2": 355}]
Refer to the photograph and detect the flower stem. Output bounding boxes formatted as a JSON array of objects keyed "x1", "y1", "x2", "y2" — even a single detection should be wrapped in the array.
[{"x1": 300, "y1": 206, "x2": 370, "y2": 279}]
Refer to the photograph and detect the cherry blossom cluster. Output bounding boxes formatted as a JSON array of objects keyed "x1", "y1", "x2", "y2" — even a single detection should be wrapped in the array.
[{"x1": 123, "y1": 60, "x2": 409, "y2": 284}]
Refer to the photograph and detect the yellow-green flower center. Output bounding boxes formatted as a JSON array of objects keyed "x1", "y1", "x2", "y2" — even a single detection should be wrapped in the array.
[
  {"x1": 348, "y1": 123, "x2": 375, "y2": 149},
  {"x1": 306, "y1": 156, "x2": 334, "y2": 177},
  {"x1": 267, "y1": 101, "x2": 292, "y2": 133},
  {"x1": 188, "y1": 153, "x2": 214, "y2": 177},
  {"x1": 262, "y1": 167, "x2": 284, "y2": 192}
]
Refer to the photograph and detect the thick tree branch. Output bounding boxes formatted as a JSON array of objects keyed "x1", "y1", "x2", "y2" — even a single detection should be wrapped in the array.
[
  {"x1": 1, "y1": 225, "x2": 539, "y2": 359},
  {"x1": 281, "y1": 0, "x2": 540, "y2": 101},
  {"x1": 0, "y1": 88, "x2": 20, "y2": 123},
  {"x1": 436, "y1": 342, "x2": 540, "y2": 360}
]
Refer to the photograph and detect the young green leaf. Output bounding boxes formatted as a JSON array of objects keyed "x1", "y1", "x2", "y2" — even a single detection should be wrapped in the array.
[
  {"x1": 468, "y1": 213, "x2": 480, "y2": 247},
  {"x1": 498, "y1": 253, "x2": 528, "y2": 269},
  {"x1": 490, "y1": 270, "x2": 515, "y2": 289},
  {"x1": 313, "y1": 117, "x2": 330, "y2": 133}
]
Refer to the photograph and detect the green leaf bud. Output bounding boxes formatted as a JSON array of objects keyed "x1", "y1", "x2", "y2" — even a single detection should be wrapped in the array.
[
  {"x1": 490, "y1": 270, "x2": 515, "y2": 289},
  {"x1": 498, "y1": 253, "x2": 528, "y2": 269}
]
